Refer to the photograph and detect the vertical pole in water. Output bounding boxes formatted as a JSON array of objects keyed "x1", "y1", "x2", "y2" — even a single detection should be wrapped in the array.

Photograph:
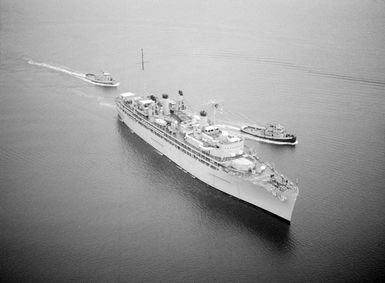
[
  {"x1": 140, "y1": 48, "x2": 146, "y2": 95},
  {"x1": 141, "y1": 48, "x2": 144, "y2": 71}
]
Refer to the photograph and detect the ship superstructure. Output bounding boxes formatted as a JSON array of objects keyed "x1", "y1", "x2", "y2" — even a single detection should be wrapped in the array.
[{"x1": 116, "y1": 90, "x2": 298, "y2": 221}]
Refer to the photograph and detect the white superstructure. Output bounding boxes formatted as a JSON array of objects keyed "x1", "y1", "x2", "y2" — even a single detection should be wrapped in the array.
[{"x1": 116, "y1": 91, "x2": 299, "y2": 221}]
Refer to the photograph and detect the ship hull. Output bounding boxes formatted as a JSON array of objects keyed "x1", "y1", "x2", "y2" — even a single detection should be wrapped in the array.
[
  {"x1": 241, "y1": 128, "x2": 297, "y2": 144},
  {"x1": 117, "y1": 107, "x2": 297, "y2": 222},
  {"x1": 81, "y1": 74, "x2": 120, "y2": 87}
]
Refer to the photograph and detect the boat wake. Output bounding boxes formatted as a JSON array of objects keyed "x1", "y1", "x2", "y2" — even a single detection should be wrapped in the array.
[
  {"x1": 68, "y1": 89, "x2": 115, "y2": 109},
  {"x1": 27, "y1": 59, "x2": 86, "y2": 81},
  {"x1": 182, "y1": 50, "x2": 385, "y2": 87},
  {"x1": 27, "y1": 59, "x2": 120, "y2": 87},
  {"x1": 97, "y1": 97, "x2": 115, "y2": 108}
]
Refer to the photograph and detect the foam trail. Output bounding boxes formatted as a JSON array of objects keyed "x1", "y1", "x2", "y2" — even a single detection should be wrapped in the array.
[
  {"x1": 96, "y1": 96, "x2": 115, "y2": 108},
  {"x1": 98, "y1": 102, "x2": 115, "y2": 108},
  {"x1": 27, "y1": 59, "x2": 85, "y2": 79}
]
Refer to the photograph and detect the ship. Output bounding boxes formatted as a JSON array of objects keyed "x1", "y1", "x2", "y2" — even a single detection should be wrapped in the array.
[
  {"x1": 241, "y1": 124, "x2": 297, "y2": 145},
  {"x1": 82, "y1": 72, "x2": 120, "y2": 87},
  {"x1": 116, "y1": 90, "x2": 299, "y2": 221}
]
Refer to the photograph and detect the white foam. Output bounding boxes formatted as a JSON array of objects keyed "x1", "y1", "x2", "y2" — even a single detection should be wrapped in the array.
[
  {"x1": 27, "y1": 59, "x2": 85, "y2": 78},
  {"x1": 98, "y1": 102, "x2": 115, "y2": 108}
]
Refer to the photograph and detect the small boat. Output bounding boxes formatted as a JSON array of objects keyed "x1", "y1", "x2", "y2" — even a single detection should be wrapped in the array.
[
  {"x1": 241, "y1": 123, "x2": 297, "y2": 145},
  {"x1": 83, "y1": 72, "x2": 120, "y2": 87}
]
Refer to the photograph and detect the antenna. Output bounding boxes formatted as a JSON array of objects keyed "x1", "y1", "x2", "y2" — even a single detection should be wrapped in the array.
[
  {"x1": 138, "y1": 48, "x2": 149, "y2": 95},
  {"x1": 137, "y1": 48, "x2": 149, "y2": 70},
  {"x1": 141, "y1": 48, "x2": 144, "y2": 71}
]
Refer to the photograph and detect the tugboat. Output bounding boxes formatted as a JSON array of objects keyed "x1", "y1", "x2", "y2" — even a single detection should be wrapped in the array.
[
  {"x1": 83, "y1": 72, "x2": 120, "y2": 87},
  {"x1": 241, "y1": 123, "x2": 297, "y2": 145}
]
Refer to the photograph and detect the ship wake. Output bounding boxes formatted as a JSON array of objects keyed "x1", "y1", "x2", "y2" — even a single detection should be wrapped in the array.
[{"x1": 27, "y1": 59, "x2": 86, "y2": 80}]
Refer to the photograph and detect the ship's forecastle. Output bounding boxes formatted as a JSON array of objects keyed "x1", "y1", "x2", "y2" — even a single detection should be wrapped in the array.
[{"x1": 116, "y1": 91, "x2": 298, "y2": 221}]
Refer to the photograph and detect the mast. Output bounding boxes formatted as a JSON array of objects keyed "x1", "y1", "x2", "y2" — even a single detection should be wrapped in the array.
[
  {"x1": 140, "y1": 48, "x2": 147, "y2": 94},
  {"x1": 141, "y1": 48, "x2": 144, "y2": 71}
]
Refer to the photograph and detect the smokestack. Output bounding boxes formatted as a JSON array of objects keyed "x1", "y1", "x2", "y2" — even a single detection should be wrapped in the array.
[
  {"x1": 177, "y1": 90, "x2": 185, "y2": 110},
  {"x1": 200, "y1": 110, "x2": 208, "y2": 127},
  {"x1": 162, "y1": 94, "x2": 169, "y2": 115}
]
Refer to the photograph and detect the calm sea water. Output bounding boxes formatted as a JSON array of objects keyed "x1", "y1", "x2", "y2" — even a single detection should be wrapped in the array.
[{"x1": 1, "y1": 0, "x2": 385, "y2": 281}]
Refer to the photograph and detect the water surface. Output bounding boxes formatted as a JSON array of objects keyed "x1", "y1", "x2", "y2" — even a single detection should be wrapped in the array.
[{"x1": 1, "y1": 0, "x2": 385, "y2": 281}]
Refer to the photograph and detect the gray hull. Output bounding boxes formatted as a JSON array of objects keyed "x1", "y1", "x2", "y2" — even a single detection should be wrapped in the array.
[{"x1": 117, "y1": 103, "x2": 298, "y2": 221}]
